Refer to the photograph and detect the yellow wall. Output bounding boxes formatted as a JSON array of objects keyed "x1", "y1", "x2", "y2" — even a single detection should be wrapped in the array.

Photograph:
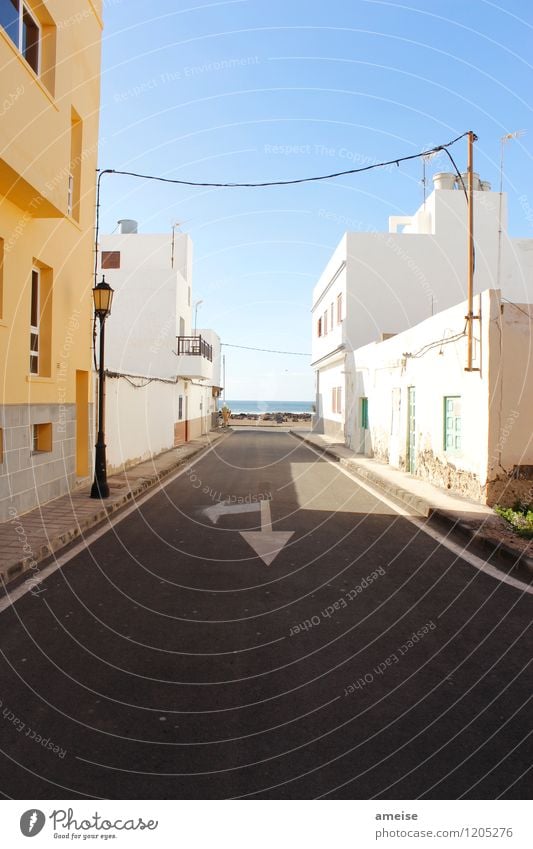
[{"x1": 0, "y1": 0, "x2": 102, "y2": 410}]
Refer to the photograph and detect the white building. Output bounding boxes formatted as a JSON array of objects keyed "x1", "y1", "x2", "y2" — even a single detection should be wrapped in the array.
[
  {"x1": 312, "y1": 173, "x2": 533, "y2": 442},
  {"x1": 343, "y1": 288, "x2": 533, "y2": 506},
  {"x1": 97, "y1": 221, "x2": 221, "y2": 472}
]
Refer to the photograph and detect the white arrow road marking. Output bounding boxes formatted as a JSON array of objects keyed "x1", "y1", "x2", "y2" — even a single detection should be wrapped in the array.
[
  {"x1": 240, "y1": 500, "x2": 294, "y2": 566},
  {"x1": 203, "y1": 501, "x2": 262, "y2": 525}
]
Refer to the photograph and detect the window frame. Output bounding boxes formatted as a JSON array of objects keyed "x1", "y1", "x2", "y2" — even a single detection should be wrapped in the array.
[
  {"x1": 332, "y1": 386, "x2": 342, "y2": 414},
  {"x1": 443, "y1": 396, "x2": 462, "y2": 453},
  {"x1": 31, "y1": 422, "x2": 52, "y2": 454},
  {"x1": 101, "y1": 251, "x2": 121, "y2": 270},
  {"x1": 29, "y1": 266, "x2": 39, "y2": 375},
  {"x1": 361, "y1": 396, "x2": 369, "y2": 430},
  {"x1": 336, "y1": 292, "x2": 343, "y2": 324},
  {"x1": 2, "y1": 1, "x2": 41, "y2": 75}
]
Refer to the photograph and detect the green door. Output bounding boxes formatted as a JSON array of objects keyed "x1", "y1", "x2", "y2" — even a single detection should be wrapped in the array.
[{"x1": 407, "y1": 387, "x2": 416, "y2": 473}]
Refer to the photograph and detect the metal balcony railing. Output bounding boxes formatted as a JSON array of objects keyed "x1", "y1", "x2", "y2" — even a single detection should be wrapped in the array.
[{"x1": 176, "y1": 335, "x2": 213, "y2": 362}]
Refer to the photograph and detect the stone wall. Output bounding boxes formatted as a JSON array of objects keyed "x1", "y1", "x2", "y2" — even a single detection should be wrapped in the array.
[{"x1": 0, "y1": 404, "x2": 81, "y2": 522}]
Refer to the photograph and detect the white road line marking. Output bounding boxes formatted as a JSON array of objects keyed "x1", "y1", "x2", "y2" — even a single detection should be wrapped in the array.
[
  {"x1": 297, "y1": 438, "x2": 533, "y2": 597},
  {"x1": 0, "y1": 441, "x2": 223, "y2": 615}
]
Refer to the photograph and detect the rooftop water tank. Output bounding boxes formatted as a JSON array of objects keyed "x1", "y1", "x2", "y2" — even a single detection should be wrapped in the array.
[
  {"x1": 118, "y1": 219, "x2": 138, "y2": 234},
  {"x1": 459, "y1": 172, "x2": 481, "y2": 191},
  {"x1": 432, "y1": 172, "x2": 456, "y2": 191}
]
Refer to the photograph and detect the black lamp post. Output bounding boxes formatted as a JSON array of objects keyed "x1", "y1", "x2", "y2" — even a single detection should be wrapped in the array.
[{"x1": 91, "y1": 275, "x2": 114, "y2": 499}]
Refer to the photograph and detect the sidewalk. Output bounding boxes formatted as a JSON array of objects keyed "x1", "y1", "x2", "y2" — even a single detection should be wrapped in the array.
[
  {"x1": 0, "y1": 430, "x2": 227, "y2": 586},
  {"x1": 291, "y1": 429, "x2": 533, "y2": 574}
]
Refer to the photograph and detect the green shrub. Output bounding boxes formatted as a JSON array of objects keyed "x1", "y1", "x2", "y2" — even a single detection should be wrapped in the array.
[{"x1": 494, "y1": 503, "x2": 533, "y2": 538}]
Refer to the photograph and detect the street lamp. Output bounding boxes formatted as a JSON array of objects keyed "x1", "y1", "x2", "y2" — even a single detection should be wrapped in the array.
[
  {"x1": 193, "y1": 298, "x2": 203, "y2": 336},
  {"x1": 91, "y1": 275, "x2": 114, "y2": 499}
]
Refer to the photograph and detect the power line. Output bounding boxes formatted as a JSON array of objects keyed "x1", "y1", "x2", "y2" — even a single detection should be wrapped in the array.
[
  {"x1": 94, "y1": 131, "x2": 472, "y2": 290},
  {"x1": 222, "y1": 343, "x2": 310, "y2": 356}
]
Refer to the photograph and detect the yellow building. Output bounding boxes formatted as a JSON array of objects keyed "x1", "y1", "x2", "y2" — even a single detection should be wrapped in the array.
[{"x1": 0, "y1": 1, "x2": 102, "y2": 520}]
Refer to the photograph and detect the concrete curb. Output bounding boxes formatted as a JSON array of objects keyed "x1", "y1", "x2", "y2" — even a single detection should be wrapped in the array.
[
  {"x1": 290, "y1": 430, "x2": 533, "y2": 575},
  {"x1": 1, "y1": 431, "x2": 228, "y2": 586},
  {"x1": 427, "y1": 509, "x2": 533, "y2": 575}
]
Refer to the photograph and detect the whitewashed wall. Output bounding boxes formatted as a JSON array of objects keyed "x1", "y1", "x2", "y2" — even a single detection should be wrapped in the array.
[{"x1": 104, "y1": 375, "x2": 183, "y2": 473}]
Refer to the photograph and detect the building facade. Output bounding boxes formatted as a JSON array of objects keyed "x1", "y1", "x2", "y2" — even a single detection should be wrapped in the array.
[
  {"x1": 0, "y1": 1, "x2": 103, "y2": 521},
  {"x1": 344, "y1": 288, "x2": 533, "y2": 507},
  {"x1": 97, "y1": 223, "x2": 221, "y2": 473},
  {"x1": 312, "y1": 173, "x2": 533, "y2": 442}
]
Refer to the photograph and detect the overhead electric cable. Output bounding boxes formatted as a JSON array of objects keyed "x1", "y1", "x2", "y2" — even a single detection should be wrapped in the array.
[
  {"x1": 222, "y1": 343, "x2": 310, "y2": 355},
  {"x1": 94, "y1": 131, "x2": 472, "y2": 284}
]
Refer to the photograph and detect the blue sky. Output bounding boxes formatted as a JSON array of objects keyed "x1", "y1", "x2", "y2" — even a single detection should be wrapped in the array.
[{"x1": 98, "y1": 0, "x2": 533, "y2": 400}]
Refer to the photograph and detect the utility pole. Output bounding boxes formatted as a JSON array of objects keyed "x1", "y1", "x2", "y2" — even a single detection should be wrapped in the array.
[{"x1": 465, "y1": 130, "x2": 478, "y2": 372}]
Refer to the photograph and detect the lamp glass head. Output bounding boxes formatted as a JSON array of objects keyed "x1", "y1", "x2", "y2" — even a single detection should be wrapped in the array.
[{"x1": 93, "y1": 276, "x2": 114, "y2": 317}]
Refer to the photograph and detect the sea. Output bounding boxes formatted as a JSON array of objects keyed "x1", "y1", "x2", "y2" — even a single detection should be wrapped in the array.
[{"x1": 224, "y1": 400, "x2": 313, "y2": 415}]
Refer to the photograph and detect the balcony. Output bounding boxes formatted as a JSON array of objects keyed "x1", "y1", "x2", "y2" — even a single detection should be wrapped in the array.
[{"x1": 175, "y1": 335, "x2": 213, "y2": 379}]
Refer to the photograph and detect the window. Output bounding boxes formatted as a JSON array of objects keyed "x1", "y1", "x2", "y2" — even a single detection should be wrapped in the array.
[
  {"x1": 1, "y1": 1, "x2": 40, "y2": 74},
  {"x1": 69, "y1": 109, "x2": 83, "y2": 220},
  {"x1": 29, "y1": 267, "x2": 39, "y2": 374},
  {"x1": 323, "y1": 310, "x2": 328, "y2": 335},
  {"x1": 317, "y1": 317, "x2": 322, "y2": 337},
  {"x1": 67, "y1": 173, "x2": 74, "y2": 217},
  {"x1": 361, "y1": 397, "x2": 369, "y2": 429},
  {"x1": 32, "y1": 422, "x2": 52, "y2": 453},
  {"x1": 337, "y1": 292, "x2": 343, "y2": 324},
  {"x1": 330, "y1": 302, "x2": 334, "y2": 328},
  {"x1": 178, "y1": 396, "x2": 183, "y2": 420},
  {"x1": 332, "y1": 386, "x2": 342, "y2": 414},
  {"x1": 28, "y1": 262, "x2": 52, "y2": 377},
  {"x1": 101, "y1": 251, "x2": 120, "y2": 270},
  {"x1": 444, "y1": 396, "x2": 461, "y2": 452}
]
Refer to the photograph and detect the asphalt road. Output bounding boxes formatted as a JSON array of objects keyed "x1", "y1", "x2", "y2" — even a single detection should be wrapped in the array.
[{"x1": 0, "y1": 430, "x2": 531, "y2": 799}]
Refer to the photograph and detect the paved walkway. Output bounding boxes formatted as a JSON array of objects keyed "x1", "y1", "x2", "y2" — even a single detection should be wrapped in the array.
[
  {"x1": 0, "y1": 430, "x2": 227, "y2": 586},
  {"x1": 291, "y1": 429, "x2": 533, "y2": 574}
]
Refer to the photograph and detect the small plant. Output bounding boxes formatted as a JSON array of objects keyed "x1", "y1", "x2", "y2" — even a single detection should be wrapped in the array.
[{"x1": 494, "y1": 501, "x2": 533, "y2": 539}]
